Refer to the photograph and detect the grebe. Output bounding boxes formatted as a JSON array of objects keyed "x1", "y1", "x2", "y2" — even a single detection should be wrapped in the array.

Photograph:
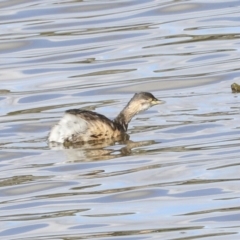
[{"x1": 48, "y1": 92, "x2": 163, "y2": 144}]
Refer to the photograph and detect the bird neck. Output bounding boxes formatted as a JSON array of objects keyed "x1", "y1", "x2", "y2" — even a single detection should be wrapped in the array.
[{"x1": 114, "y1": 102, "x2": 140, "y2": 131}]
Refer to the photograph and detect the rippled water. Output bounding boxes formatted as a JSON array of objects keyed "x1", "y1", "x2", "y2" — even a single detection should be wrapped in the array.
[{"x1": 1, "y1": 0, "x2": 240, "y2": 239}]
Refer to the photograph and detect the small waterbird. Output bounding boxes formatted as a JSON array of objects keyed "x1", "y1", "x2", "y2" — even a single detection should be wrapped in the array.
[{"x1": 48, "y1": 92, "x2": 163, "y2": 144}]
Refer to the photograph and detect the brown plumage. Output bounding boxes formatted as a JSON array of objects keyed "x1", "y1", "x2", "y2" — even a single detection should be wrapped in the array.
[
  {"x1": 64, "y1": 109, "x2": 125, "y2": 142},
  {"x1": 48, "y1": 92, "x2": 163, "y2": 144}
]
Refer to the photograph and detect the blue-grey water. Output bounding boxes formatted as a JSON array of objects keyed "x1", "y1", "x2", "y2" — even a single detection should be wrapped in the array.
[{"x1": 1, "y1": 0, "x2": 240, "y2": 239}]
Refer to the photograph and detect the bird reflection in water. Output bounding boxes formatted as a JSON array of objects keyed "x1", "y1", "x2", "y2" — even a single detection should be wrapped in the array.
[{"x1": 49, "y1": 135, "x2": 155, "y2": 162}]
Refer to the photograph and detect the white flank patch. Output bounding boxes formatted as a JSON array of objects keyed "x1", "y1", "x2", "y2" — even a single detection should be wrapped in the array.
[{"x1": 48, "y1": 113, "x2": 88, "y2": 143}]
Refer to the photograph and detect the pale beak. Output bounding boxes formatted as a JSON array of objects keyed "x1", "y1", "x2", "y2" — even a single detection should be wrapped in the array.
[{"x1": 151, "y1": 98, "x2": 164, "y2": 105}]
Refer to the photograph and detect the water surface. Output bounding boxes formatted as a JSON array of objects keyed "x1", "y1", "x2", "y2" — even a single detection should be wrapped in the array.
[{"x1": 1, "y1": 0, "x2": 240, "y2": 239}]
